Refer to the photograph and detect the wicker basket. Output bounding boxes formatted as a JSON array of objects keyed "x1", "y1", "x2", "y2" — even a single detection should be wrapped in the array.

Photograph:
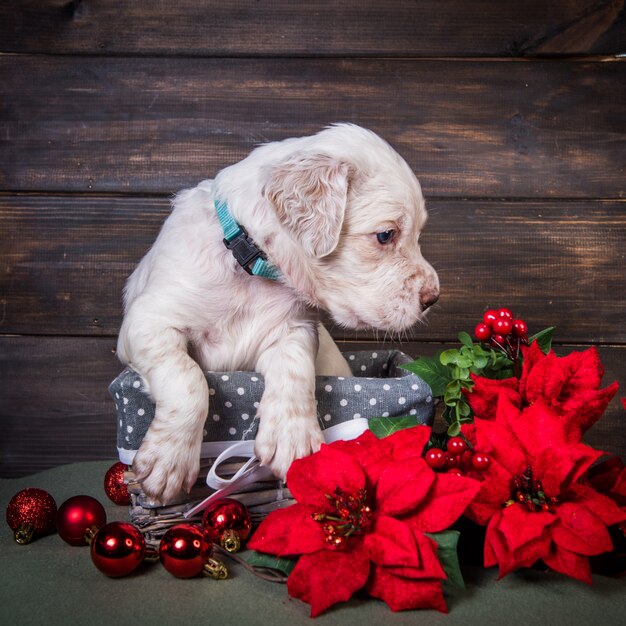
[{"x1": 110, "y1": 350, "x2": 434, "y2": 541}]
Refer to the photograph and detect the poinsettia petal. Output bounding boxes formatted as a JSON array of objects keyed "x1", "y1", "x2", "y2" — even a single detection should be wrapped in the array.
[
  {"x1": 364, "y1": 515, "x2": 420, "y2": 568},
  {"x1": 560, "y1": 346, "x2": 605, "y2": 392},
  {"x1": 557, "y1": 382, "x2": 619, "y2": 439},
  {"x1": 473, "y1": 416, "x2": 527, "y2": 477},
  {"x1": 533, "y1": 442, "x2": 602, "y2": 495},
  {"x1": 384, "y1": 425, "x2": 432, "y2": 461},
  {"x1": 407, "y1": 472, "x2": 481, "y2": 533},
  {"x1": 464, "y1": 460, "x2": 514, "y2": 526},
  {"x1": 247, "y1": 504, "x2": 326, "y2": 556},
  {"x1": 542, "y1": 544, "x2": 592, "y2": 584},
  {"x1": 382, "y1": 530, "x2": 446, "y2": 580},
  {"x1": 523, "y1": 350, "x2": 568, "y2": 407},
  {"x1": 486, "y1": 511, "x2": 550, "y2": 578},
  {"x1": 413, "y1": 530, "x2": 447, "y2": 579},
  {"x1": 552, "y1": 502, "x2": 614, "y2": 556},
  {"x1": 506, "y1": 400, "x2": 567, "y2": 460},
  {"x1": 570, "y1": 483, "x2": 626, "y2": 525},
  {"x1": 497, "y1": 503, "x2": 556, "y2": 553},
  {"x1": 367, "y1": 566, "x2": 447, "y2": 613},
  {"x1": 287, "y1": 543, "x2": 370, "y2": 617},
  {"x1": 376, "y1": 457, "x2": 435, "y2": 516},
  {"x1": 286, "y1": 444, "x2": 366, "y2": 511},
  {"x1": 585, "y1": 455, "x2": 625, "y2": 494},
  {"x1": 518, "y1": 341, "x2": 545, "y2": 397},
  {"x1": 331, "y1": 430, "x2": 394, "y2": 485},
  {"x1": 464, "y1": 375, "x2": 520, "y2": 421}
]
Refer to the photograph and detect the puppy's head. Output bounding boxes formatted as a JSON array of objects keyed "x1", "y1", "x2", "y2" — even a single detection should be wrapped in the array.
[{"x1": 264, "y1": 124, "x2": 439, "y2": 332}]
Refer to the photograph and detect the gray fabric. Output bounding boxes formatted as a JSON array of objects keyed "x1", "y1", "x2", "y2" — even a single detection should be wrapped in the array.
[{"x1": 110, "y1": 350, "x2": 435, "y2": 458}]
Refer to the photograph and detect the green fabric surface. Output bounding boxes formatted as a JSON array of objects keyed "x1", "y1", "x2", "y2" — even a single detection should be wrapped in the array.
[{"x1": 1, "y1": 461, "x2": 624, "y2": 626}]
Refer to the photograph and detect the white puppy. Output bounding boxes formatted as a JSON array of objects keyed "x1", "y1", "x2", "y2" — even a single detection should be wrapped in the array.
[{"x1": 117, "y1": 124, "x2": 439, "y2": 503}]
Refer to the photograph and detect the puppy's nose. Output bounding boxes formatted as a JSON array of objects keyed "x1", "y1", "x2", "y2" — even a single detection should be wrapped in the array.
[{"x1": 419, "y1": 286, "x2": 439, "y2": 311}]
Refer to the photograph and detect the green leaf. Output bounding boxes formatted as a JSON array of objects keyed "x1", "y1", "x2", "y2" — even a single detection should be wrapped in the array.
[
  {"x1": 446, "y1": 379, "x2": 462, "y2": 395},
  {"x1": 401, "y1": 357, "x2": 451, "y2": 397},
  {"x1": 447, "y1": 422, "x2": 461, "y2": 437},
  {"x1": 368, "y1": 415, "x2": 418, "y2": 439},
  {"x1": 529, "y1": 326, "x2": 556, "y2": 354},
  {"x1": 470, "y1": 355, "x2": 488, "y2": 371},
  {"x1": 458, "y1": 331, "x2": 473, "y2": 348},
  {"x1": 440, "y1": 349, "x2": 460, "y2": 366},
  {"x1": 455, "y1": 356, "x2": 473, "y2": 369},
  {"x1": 456, "y1": 400, "x2": 471, "y2": 418},
  {"x1": 242, "y1": 551, "x2": 297, "y2": 577},
  {"x1": 425, "y1": 531, "x2": 465, "y2": 589},
  {"x1": 454, "y1": 366, "x2": 470, "y2": 380}
]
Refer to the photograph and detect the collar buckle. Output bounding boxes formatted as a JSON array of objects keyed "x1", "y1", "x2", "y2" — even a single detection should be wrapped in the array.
[{"x1": 223, "y1": 226, "x2": 266, "y2": 275}]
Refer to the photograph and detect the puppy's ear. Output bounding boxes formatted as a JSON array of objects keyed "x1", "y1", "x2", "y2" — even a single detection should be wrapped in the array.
[{"x1": 265, "y1": 153, "x2": 350, "y2": 258}]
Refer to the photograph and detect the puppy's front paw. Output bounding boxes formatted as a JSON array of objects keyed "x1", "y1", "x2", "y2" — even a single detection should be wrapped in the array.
[
  {"x1": 255, "y1": 415, "x2": 324, "y2": 480},
  {"x1": 133, "y1": 428, "x2": 201, "y2": 504}
]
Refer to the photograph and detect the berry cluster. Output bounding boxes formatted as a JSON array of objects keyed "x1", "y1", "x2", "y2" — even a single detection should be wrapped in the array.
[
  {"x1": 474, "y1": 307, "x2": 528, "y2": 361},
  {"x1": 424, "y1": 437, "x2": 492, "y2": 476},
  {"x1": 312, "y1": 487, "x2": 372, "y2": 548},
  {"x1": 506, "y1": 467, "x2": 559, "y2": 513}
]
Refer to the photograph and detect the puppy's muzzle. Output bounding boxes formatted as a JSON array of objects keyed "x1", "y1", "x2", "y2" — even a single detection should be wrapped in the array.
[{"x1": 419, "y1": 285, "x2": 440, "y2": 311}]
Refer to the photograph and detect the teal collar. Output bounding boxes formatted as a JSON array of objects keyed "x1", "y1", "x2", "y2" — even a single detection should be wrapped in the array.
[{"x1": 214, "y1": 199, "x2": 281, "y2": 280}]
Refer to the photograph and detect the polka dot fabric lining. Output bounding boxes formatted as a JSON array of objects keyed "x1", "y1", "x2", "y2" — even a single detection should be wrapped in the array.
[{"x1": 109, "y1": 350, "x2": 434, "y2": 459}]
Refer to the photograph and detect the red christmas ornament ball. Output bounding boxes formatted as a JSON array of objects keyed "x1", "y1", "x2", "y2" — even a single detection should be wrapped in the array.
[
  {"x1": 6, "y1": 488, "x2": 57, "y2": 544},
  {"x1": 202, "y1": 498, "x2": 252, "y2": 543},
  {"x1": 104, "y1": 462, "x2": 131, "y2": 506},
  {"x1": 57, "y1": 495, "x2": 107, "y2": 546},
  {"x1": 90, "y1": 522, "x2": 146, "y2": 577},
  {"x1": 159, "y1": 524, "x2": 213, "y2": 578}
]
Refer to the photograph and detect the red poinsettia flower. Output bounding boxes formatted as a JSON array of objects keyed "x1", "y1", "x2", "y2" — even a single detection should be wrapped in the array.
[
  {"x1": 248, "y1": 427, "x2": 480, "y2": 617},
  {"x1": 461, "y1": 397, "x2": 626, "y2": 582},
  {"x1": 466, "y1": 342, "x2": 618, "y2": 442}
]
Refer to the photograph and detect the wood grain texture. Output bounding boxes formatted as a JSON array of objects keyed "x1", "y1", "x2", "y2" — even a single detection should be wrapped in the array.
[
  {"x1": 1, "y1": 57, "x2": 624, "y2": 197},
  {"x1": 1, "y1": 0, "x2": 624, "y2": 57},
  {"x1": 1, "y1": 195, "x2": 625, "y2": 343},
  {"x1": 1, "y1": 336, "x2": 623, "y2": 477}
]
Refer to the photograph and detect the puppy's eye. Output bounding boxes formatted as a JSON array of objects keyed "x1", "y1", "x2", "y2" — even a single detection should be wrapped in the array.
[{"x1": 376, "y1": 230, "x2": 395, "y2": 245}]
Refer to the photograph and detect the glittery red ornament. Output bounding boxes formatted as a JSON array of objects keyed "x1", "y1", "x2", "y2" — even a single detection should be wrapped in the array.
[
  {"x1": 159, "y1": 524, "x2": 213, "y2": 578},
  {"x1": 202, "y1": 498, "x2": 251, "y2": 552},
  {"x1": 103, "y1": 462, "x2": 131, "y2": 506},
  {"x1": 56, "y1": 495, "x2": 107, "y2": 546},
  {"x1": 90, "y1": 522, "x2": 146, "y2": 577},
  {"x1": 6, "y1": 488, "x2": 57, "y2": 544}
]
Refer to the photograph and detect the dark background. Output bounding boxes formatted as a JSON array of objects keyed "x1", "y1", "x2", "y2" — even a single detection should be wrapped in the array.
[{"x1": 1, "y1": 1, "x2": 625, "y2": 476}]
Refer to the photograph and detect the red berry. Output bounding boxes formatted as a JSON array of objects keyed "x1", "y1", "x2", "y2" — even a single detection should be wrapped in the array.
[
  {"x1": 471, "y1": 453, "x2": 492, "y2": 471},
  {"x1": 512, "y1": 319, "x2": 528, "y2": 337},
  {"x1": 483, "y1": 309, "x2": 498, "y2": 327},
  {"x1": 424, "y1": 448, "x2": 446, "y2": 470},
  {"x1": 497, "y1": 307, "x2": 513, "y2": 320},
  {"x1": 491, "y1": 334, "x2": 506, "y2": 346},
  {"x1": 474, "y1": 323, "x2": 492, "y2": 341},
  {"x1": 447, "y1": 468, "x2": 464, "y2": 477},
  {"x1": 445, "y1": 453, "x2": 460, "y2": 469},
  {"x1": 447, "y1": 437, "x2": 467, "y2": 456},
  {"x1": 460, "y1": 450, "x2": 474, "y2": 469},
  {"x1": 493, "y1": 317, "x2": 513, "y2": 336}
]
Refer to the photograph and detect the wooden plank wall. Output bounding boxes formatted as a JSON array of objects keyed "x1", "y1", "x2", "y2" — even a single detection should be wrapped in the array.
[{"x1": 1, "y1": 1, "x2": 625, "y2": 476}]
